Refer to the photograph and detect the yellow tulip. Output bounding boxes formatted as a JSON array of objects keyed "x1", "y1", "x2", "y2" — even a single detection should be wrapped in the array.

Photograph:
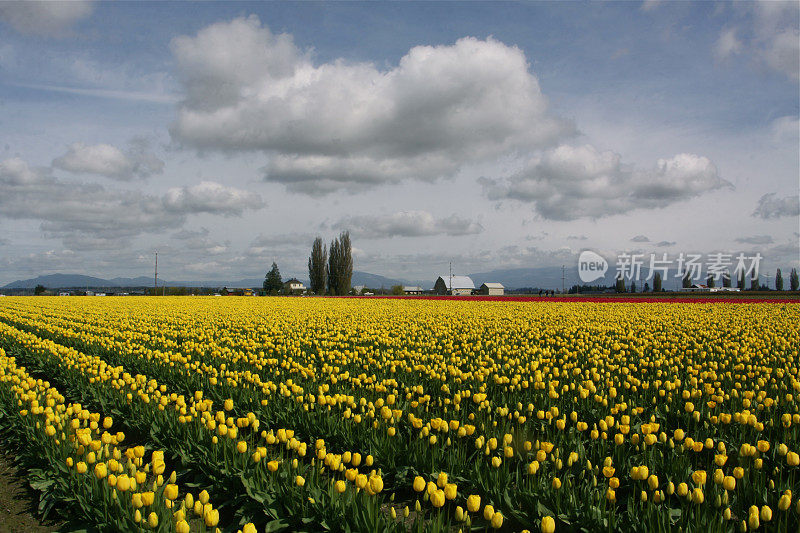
[
  {"x1": 484, "y1": 504, "x2": 495, "y2": 520},
  {"x1": 164, "y1": 483, "x2": 179, "y2": 500},
  {"x1": 467, "y1": 494, "x2": 481, "y2": 513},
  {"x1": 491, "y1": 511, "x2": 504, "y2": 529}
]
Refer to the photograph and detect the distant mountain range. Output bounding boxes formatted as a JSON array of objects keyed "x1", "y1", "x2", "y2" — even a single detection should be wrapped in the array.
[
  {"x1": 2, "y1": 274, "x2": 161, "y2": 290},
  {"x1": 2, "y1": 271, "x2": 411, "y2": 290},
  {"x1": 468, "y1": 266, "x2": 614, "y2": 290},
  {"x1": 3, "y1": 267, "x2": 631, "y2": 291}
]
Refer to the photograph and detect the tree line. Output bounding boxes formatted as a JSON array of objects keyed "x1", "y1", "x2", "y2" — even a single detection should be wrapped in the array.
[
  {"x1": 611, "y1": 268, "x2": 799, "y2": 293},
  {"x1": 261, "y1": 231, "x2": 354, "y2": 296},
  {"x1": 308, "y1": 231, "x2": 353, "y2": 295}
]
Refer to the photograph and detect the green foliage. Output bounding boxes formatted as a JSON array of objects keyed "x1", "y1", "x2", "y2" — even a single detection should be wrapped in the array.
[
  {"x1": 327, "y1": 231, "x2": 353, "y2": 296},
  {"x1": 34, "y1": 284, "x2": 46, "y2": 295},
  {"x1": 308, "y1": 237, "x2": 327, "y2": 295},
  {"x1": 615, "y1": 275, "x2": 625, "y2": 293},
  {"x1": 653, "y1": 272, "x2": 662, "y2": 292},
  {"x1": 264, "y1": 262, "x2": 283, "y2": 293}
]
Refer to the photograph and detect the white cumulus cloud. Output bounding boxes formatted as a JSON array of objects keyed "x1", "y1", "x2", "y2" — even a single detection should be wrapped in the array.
[
  {"x1": 333, "y1": 211, "x2": 483, "y2": 239},
  {"x1": 717, "y1": 2, "x2": 800, "y2": 81},
  {"x1": 53, "y1": 141, "x2": 164, "y2": 180},
  {"x1": 170, "y1": 16, "x2": 573, "y2": 195},
  {"x1": 0, "y1": 158, "x2": 264, "y2": 251},
  {"x1": 480, "y1": 145, "x2": 732, "y2": 220},
  {"x1": 163, "y1": 181, "x2": 264, "y2": 216}
]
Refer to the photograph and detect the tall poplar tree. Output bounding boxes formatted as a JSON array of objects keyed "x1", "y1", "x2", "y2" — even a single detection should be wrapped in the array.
[
  {"x1": 308, "y1": 237, "x2": 327, "y2": 295},
  {"x1": 327, "y1": 231, "x2": 353, "y2": 295},
  {"x1": 328, "y1": 236, "x2": 340, "y2": 295}
]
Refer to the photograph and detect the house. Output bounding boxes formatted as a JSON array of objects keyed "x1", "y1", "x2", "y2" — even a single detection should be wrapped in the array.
[
  {"x1": 403, "y1": 286, "x2": 423, "y2": 295},
  {"x1": 58, "y1": 292, "x2": 71, "y2": 296},
  {"x1": 284, "y1": 278, "x2": 306, "y2": 295},
  {"x1": 434, "y1": 275, "x2": 475, "y2": 296},
  {"x1": 479, "y1": 283, "x2": 504, "y2": 296}
]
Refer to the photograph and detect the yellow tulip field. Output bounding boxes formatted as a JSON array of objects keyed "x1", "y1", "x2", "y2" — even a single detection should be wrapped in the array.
[{"x1": 0, "y1": 296, "x2": 798, "y2": 532}]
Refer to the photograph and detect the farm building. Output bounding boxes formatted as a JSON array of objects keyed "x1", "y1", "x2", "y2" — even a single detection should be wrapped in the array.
[
  {"x1": 284, "y1": 279, "x2": 306, "y2": 294},
  {"x1": 403, "y1": 286, "x2": 423, "y2": 295},
  {"x1": 685, "y1": 284, "x2": 741, "y2": 293},
  {"x1": 434, "y1": 275, "x2": 475, "y2": 296},
  {"x1": 479, "y1": 283, "x2": 504, "y2": 296}
]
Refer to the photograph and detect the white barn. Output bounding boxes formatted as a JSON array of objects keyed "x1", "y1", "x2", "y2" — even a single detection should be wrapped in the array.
[
  {"x1": 479, "y1": 282, "x2": 504, "y2": 296},
  {"x1": 434, "y1": 275, "x2": 475, "y2": 296}
]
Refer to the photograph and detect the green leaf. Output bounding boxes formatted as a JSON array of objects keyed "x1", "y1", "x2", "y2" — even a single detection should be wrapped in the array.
[
  {"x1": 264, "y1": 518, "x2": 290, "y2": 532},
  {"x1": 537, "y1": 501, "x2": 553, "y2": 516}
]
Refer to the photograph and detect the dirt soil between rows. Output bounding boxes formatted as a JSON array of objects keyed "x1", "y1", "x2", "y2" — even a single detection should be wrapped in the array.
[{"x1": 0, "y1": 451, "x2": 64, "y2": 533}]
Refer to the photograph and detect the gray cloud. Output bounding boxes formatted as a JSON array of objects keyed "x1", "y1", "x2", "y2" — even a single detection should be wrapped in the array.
[
  {"x1": 631, "y1": 235, "x2": 650, "y2": 242},
  {"x1": 0, "y1": 157, "x2": 263, "y2": 251},
  {"x1": 333, "y1": 211, "x2": 483, "y2": 239},
  {"x1": 172, "y1": 228, "x2": 229, "y2": 255},
  {"x1": 752, "y1": 193, "x2": 800, "y2": 219},
  {"x1": 771, "y1": 116, "x2": 800, "y2": 143},
  {"x1": 715, "y1": 28, "x2": 743, "y2": 60},
  {"x1": 250, "y1": 233, "x2": 316, "y2": 248},
  {"x1": 53, "y1": 140, "x2": 164, "y2": 180},
  {"x1": 0, "y1": 1, "x2": 93, "y2": 37},
  {"x1": 765, "y1": 241, "x2": 800, "y2": 267},
  {"x1": 162, "y1": 181, "x2": 264, "y2": 216},
  {"x1": 353, "y1": 245, "x2": 578, "y2": 280},
  {"x1": 480, "y1": 145, "x2": 732, "y2": 220},
  {"x1": 716, "y1": 2, "x2": 799, "y2": 81},
  {"x1": 170, "y1": 16, "x2": 573, "y2": 195},
  {"x1": 567, "y1": 235, "x2": 588, "y2": 241},
  {"x1": 735, "y1": 235, "x2": 774, "y2": 245}
]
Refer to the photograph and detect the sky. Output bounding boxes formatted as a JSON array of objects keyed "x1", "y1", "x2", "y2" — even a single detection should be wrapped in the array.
[{"x1": 0, "y1": 0, "x2": 798, "y2": 286}]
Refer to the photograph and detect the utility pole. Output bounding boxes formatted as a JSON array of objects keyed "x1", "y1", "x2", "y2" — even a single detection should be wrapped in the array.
[
  {"x1": 154, "y1": 251, "x2": 158, "y2": 297},
  {"x1": 561, "y1": 265, "x2": 565, "y2": 294},
  {"x1": 449, "y1": 261, "x2": 453, "y2": 294}
]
